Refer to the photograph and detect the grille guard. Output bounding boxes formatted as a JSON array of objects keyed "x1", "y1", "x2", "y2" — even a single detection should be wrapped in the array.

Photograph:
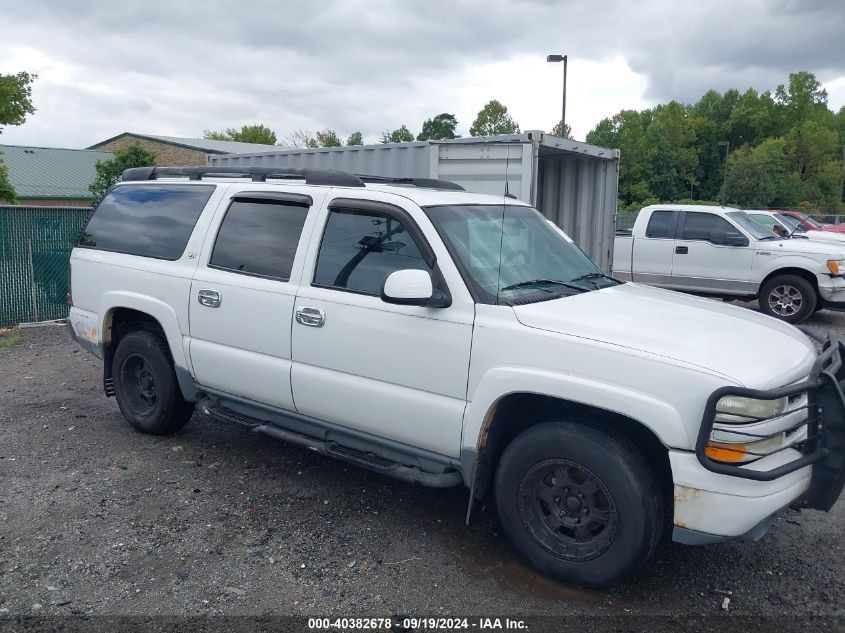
[{"x1": 696, "y1": 336, "x2": 845, "y2": 510}]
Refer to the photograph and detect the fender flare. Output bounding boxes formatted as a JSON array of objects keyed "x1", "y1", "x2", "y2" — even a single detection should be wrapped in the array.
[
  {"x1": 462, "y1": 366, "x2": 693, "y2": 456},
  {"x1": 99, "y1": 291, "x2": 187, "y2": 368}
]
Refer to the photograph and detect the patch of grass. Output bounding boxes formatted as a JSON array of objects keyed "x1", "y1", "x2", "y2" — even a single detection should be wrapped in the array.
[{"x1": 0, "y1": 329, "x2": 22, "y2": 349}]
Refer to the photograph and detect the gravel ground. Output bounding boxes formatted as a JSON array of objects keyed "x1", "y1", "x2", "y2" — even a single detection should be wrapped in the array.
[{"x1": 0, "y1": 308, "x2": 843, "y2": 632}]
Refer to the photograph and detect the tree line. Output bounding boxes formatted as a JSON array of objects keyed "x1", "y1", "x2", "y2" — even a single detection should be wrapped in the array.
[
  {"x1": 202, "y1": 99, "x2": 532, "y2": 149},
  {"x1": 587, "y1": 71, "x2": 845, "y2": 213}
]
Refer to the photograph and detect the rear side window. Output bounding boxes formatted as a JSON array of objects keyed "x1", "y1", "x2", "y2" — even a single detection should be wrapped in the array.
[
  {"x1": 645, "y1": 211, "x2": 676, "y2": 238},
  {"x1": 209, "y1": 199, "x2": 309, "y2": 280},
  {"x1": 314, "y1": 208, "x2": 430, "y2": 294},
  {"x1": 78, "y1": 185, "x2": 214, "y2": 259}
]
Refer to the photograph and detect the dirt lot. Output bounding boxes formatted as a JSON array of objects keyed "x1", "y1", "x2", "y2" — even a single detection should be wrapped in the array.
[{"x1": 0, "y1": 310, "x2": 843, "y2": 632}]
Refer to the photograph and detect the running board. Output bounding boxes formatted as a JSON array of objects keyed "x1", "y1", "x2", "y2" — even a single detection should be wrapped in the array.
[{"x1": 202, "y1": 402, "x2": 462, "y2": 488}]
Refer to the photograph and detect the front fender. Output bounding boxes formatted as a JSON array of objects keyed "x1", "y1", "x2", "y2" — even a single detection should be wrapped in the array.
[
  {"x1": 99, "y1": 291, "x2": 187, "y2": 368},
  {"x1": 462, "y1": 366, "x2": 693, "y2": 454},
  {"x1": 754, "y1": 255, "x2": 827, "y2": 284}
]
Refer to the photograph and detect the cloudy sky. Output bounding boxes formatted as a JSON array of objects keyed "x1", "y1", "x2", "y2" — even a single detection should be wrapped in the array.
[{"x1": 1, "y1": 0, "x2": 844, "y2": 149}]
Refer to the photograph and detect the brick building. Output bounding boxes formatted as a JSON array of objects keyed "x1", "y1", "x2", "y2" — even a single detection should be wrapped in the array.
[
  {"x1": 0, "y1": 144, "x2": 114, "y2": 207},
  {"x1": 88, "y1": 133, "x2": 280, "y2": 166}
]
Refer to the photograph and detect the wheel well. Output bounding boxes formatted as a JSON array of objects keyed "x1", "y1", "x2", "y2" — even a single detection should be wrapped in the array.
[
  {"x1": 473, "y1": 394, "x2": 673, "y2": 514},
  {"x1": 103, "y1": 308, "x2": 168, "y2": 383},
  {"x1": 760, "y1": 268, "x2": 819, "y2": 295}
]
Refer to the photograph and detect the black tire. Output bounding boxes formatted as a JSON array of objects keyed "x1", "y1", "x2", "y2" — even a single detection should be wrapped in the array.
[
  {"x1": 758, "y1": 274, "x2": 817, "y2": 324},
  {"x1": 494, "y1": 421, "x2": 663, "y2": 588},
  {"x1": 112, "y1": 330, "x2": 194, "y2": 435}
]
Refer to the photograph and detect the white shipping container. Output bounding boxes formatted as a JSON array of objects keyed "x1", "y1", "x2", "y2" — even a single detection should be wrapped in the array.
[{"x1": 209, "y1": 132, "x2": 620, "y2": 271}]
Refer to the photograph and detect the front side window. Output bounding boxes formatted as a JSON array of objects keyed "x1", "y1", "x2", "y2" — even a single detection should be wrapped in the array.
[
  {"x1": 424, "y1": 204, "x2": 610, "y2": 305},
  {"x1": 210, "y1": 199, "x2": 309, "y2": 280},
  {"x1": 78, "y1": 184, "x2": 214, "y2": 259},
  {"x1": 313, "y1": 208, "x2": 430, "y2": 294},
  {"x1": 682, "y1": 212, "x2": 752, "y2": 243}
]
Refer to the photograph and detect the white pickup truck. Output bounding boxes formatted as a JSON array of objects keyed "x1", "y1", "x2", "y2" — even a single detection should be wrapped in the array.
[
  {"x1": 68, "y1": 170, "x2": 845, "y2": 588},
  {"x1": 613, "y1": 204, "x2": 845, "y2": 323}
]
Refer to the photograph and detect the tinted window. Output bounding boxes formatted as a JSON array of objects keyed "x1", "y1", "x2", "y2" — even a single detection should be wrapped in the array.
[
  {"x1": 78, "y1": 185, "x2": 213, "y2": 259},
  {"x1": 750, "y1": 213, "x2": 778, "y2": 230},
  {"x1": 681, "y1": 212, "x2": 736, "y2": 242},
  {"x1": 210, "y1": 199, "x2": 309, "y2": 280},
  {"x1": 314, "y1": 208, "x2": 429, "y2": 294},
  {"x1": 645, "y1": 211, "x2": 676, "y2": 238}
]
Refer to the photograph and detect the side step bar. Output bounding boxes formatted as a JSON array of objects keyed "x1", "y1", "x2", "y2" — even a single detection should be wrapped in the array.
[{"x1": 203, "y1": 403, "x2": 463, "y2": 489}]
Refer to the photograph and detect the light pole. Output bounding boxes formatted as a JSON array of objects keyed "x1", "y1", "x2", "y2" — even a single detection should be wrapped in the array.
[
  {"x1": 547, "y1": 54, "x2": 567, "y2": 136},
  {"x1": 718, "y1": 140, "x2": 730, "y2": 203}
]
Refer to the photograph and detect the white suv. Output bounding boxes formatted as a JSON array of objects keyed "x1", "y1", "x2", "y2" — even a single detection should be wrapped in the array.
[{"x1": 67, "y1": 166, "x2": 845, "y2": 588}]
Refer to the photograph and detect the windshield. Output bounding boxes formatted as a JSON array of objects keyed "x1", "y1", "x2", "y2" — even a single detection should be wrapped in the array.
[
  {"x1": 748, "y1": 213, "x2": 780, "y2": 231},
  {"x1": 775, "y1": 213, "x2": 804, "y2": 231},
  {"x1": 798, "y1": 213, "x2": 824, "y2": 228},
  {"x1": 424, "y1": 204, "x2": 611, "y2": 304},
  {"x1": 726, "y1": 211, "x2": 774, "y2": 240}
]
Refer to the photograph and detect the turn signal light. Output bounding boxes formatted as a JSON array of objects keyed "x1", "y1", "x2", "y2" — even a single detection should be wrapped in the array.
[
  {"x1": 705, "y1": 442, "x2": 748, "y2": 463},
  {"x1": 828, "y1": 260, "x2": 842, "y2": 275}
]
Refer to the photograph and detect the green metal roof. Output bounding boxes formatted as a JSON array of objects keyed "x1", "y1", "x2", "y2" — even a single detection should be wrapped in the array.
[{"x1": 0, "y1": 144, "x2": 114, "y2": 199}]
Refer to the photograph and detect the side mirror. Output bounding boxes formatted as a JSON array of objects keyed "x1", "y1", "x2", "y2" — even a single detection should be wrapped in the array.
[
  {"x1": 381, "y1": 269, "x2": 434, "y2": 306},
  {"x1": 718, "y1": 231, "x2": 748, "y2": 247}
]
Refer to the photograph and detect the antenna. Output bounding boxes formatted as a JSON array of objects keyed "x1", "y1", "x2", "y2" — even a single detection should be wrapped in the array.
[{"x1": 494, "y1": 144, "x2": 511, "y2": 305}]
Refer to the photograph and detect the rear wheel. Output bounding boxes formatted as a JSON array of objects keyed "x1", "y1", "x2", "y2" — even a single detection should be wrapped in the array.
[
  {"x1": 112, "y1": 330, "x2": 194, "y2": 434},
  {"x1": 494, "y1": 421, "x2": 664, "y2": 588},
  {"x1": 759, "y1": 274, "x2": 816, "y2": 324}
]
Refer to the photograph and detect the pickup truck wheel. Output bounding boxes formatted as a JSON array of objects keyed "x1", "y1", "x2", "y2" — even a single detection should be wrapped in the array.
[
  {"x1": 494, "y1": 421, "x2": 663, "y2": 588},
  {"x1": 112, "y1": 330, "x2": 194, "y2": 435},
  {"x1": 759, "y1": 275, "x2": 816, "y2": 324}
]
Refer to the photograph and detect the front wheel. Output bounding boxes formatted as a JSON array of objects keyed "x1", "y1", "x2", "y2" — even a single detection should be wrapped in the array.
[
  {"x1": 759, "y1": 274, "x2": 817, "y2": 324},
  {"x1": 112, "y1": 330, "x2": 194, "y2": 434},
  {"x1": 494, "y1": 421, "x2": 664, "y2": 588}
]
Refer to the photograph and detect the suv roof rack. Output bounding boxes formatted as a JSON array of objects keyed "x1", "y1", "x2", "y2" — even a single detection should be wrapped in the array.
[
  {"x1": 121, "y1": 166, "x2": 466, "y2": 191},
  {"x1": 356, "y1": 175, "x2": 465, "y2": 191},
  {"x1": 121, "y1": 166, "x2": 365, "y2": 187}
]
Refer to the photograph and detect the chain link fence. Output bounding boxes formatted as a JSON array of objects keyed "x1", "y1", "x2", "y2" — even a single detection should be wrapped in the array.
[{"x1": 0, "y1": 206, "x2": 91, "y2": 326}]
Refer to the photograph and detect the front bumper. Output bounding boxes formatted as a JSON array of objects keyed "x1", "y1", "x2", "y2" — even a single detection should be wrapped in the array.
[
  {"x1": 818, "y1": 275, "x2": 845, "y2": 302},
  {"x1": 671, "y1": 336, "x2": 845, "y2": 543}
]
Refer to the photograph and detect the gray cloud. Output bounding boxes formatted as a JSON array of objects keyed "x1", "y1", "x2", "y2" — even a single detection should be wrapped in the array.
[{"x1": 0, "y1": 0, "x2": 843, "y2": 148}]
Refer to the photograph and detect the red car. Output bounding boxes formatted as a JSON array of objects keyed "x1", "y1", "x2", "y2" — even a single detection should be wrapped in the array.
[{"x1": 777, "y1": 209, "x2": 845, "y2": 234}]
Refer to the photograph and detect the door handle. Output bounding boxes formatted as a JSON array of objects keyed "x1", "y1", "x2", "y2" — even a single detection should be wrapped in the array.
[
  {"x1": 675, "y1": 246, "x2": 689, "y2": 254},
  {"x1": 197, "y1": 289, "x2": 222, "y2": 308},
  {"x1": 295, "y1": 306, "x2": 326, "y2": 328}
]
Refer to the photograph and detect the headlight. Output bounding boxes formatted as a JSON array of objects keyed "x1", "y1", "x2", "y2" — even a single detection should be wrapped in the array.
[
  {"x1": 827, "y1": 259, "x2": 845, "y2": 275},
  {"x1": 714, "y1": 395, "x2": 788, "y2": 423}
]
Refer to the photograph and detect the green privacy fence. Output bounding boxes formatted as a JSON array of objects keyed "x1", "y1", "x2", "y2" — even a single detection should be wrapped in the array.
[{"x1": 0, "y1": 206, "x2": 91, "y2": 326}]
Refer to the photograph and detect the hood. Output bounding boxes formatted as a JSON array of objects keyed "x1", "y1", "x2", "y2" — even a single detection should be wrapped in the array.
[
  {"x1": 795, "y1": 230, "x2": 845, "y2": 244},
  {"x1": 512, "y1": 283, "x2": 817, "y2": 388},
  {"x1": 821, "y1": 225, "x2": 845, "y2": 234},
  {"x1": 757, "y1": 237, "x2": 845, "y2": 258}
]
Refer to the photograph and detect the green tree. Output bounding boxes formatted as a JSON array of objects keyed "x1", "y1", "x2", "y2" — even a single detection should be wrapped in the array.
[
  {"x1": 0, "y1": 71, "x2": 37, "y2": 133},
  {"x1": 647, "y1": 102, "x2": 699, "y2": 199},
  {"x1": 89, "y1": 141, "x2": 157, "y2": 202},
  {"x1": 203, "y1": 124, "x2": 277, "y2": 145},
  {"x1": 0, "y1": 161, "x2": 16, "y2": 203},
  {"x1": 721, "y1": 149, "x2": 776, "y2": 208},
  {"x1": 380, "y1": 125, "x2": 414, "y2": 144},
  {"x1": 0, "y1": 71, "x2": 37, "y2": 203},
  {"x1": 469, "y1": 100, "x2": 520, "y2": 136},
  {"x1": 836, "y1": 107, "x2": 845, "y2": 204},
  {"x1": 775, "y1": 71, "x2": 829, "y2": 129},
  {"x1": 417, "y1": 113, "x2": 459, "y2": 141},
  {"x1": 551, "y1": 120, "x2": 572, "y2": 139},
  {"x1": 346, "y1": 131, "x2": 364, "y2": 146},
  {"x1": 315, "y1": 129, "x2": 342, "y2": 147}
]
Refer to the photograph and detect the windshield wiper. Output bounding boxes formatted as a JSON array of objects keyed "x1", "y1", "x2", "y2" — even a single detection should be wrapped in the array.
[
  {"x1": 500, "y1": 278, "x2": 588, "y2": 294},
  {"x1": 758, "y1": 235, "x2": 781, "y2": 241},
  {"x1": 570, "y1": 271, "x2": 622, "y2": 286}
]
